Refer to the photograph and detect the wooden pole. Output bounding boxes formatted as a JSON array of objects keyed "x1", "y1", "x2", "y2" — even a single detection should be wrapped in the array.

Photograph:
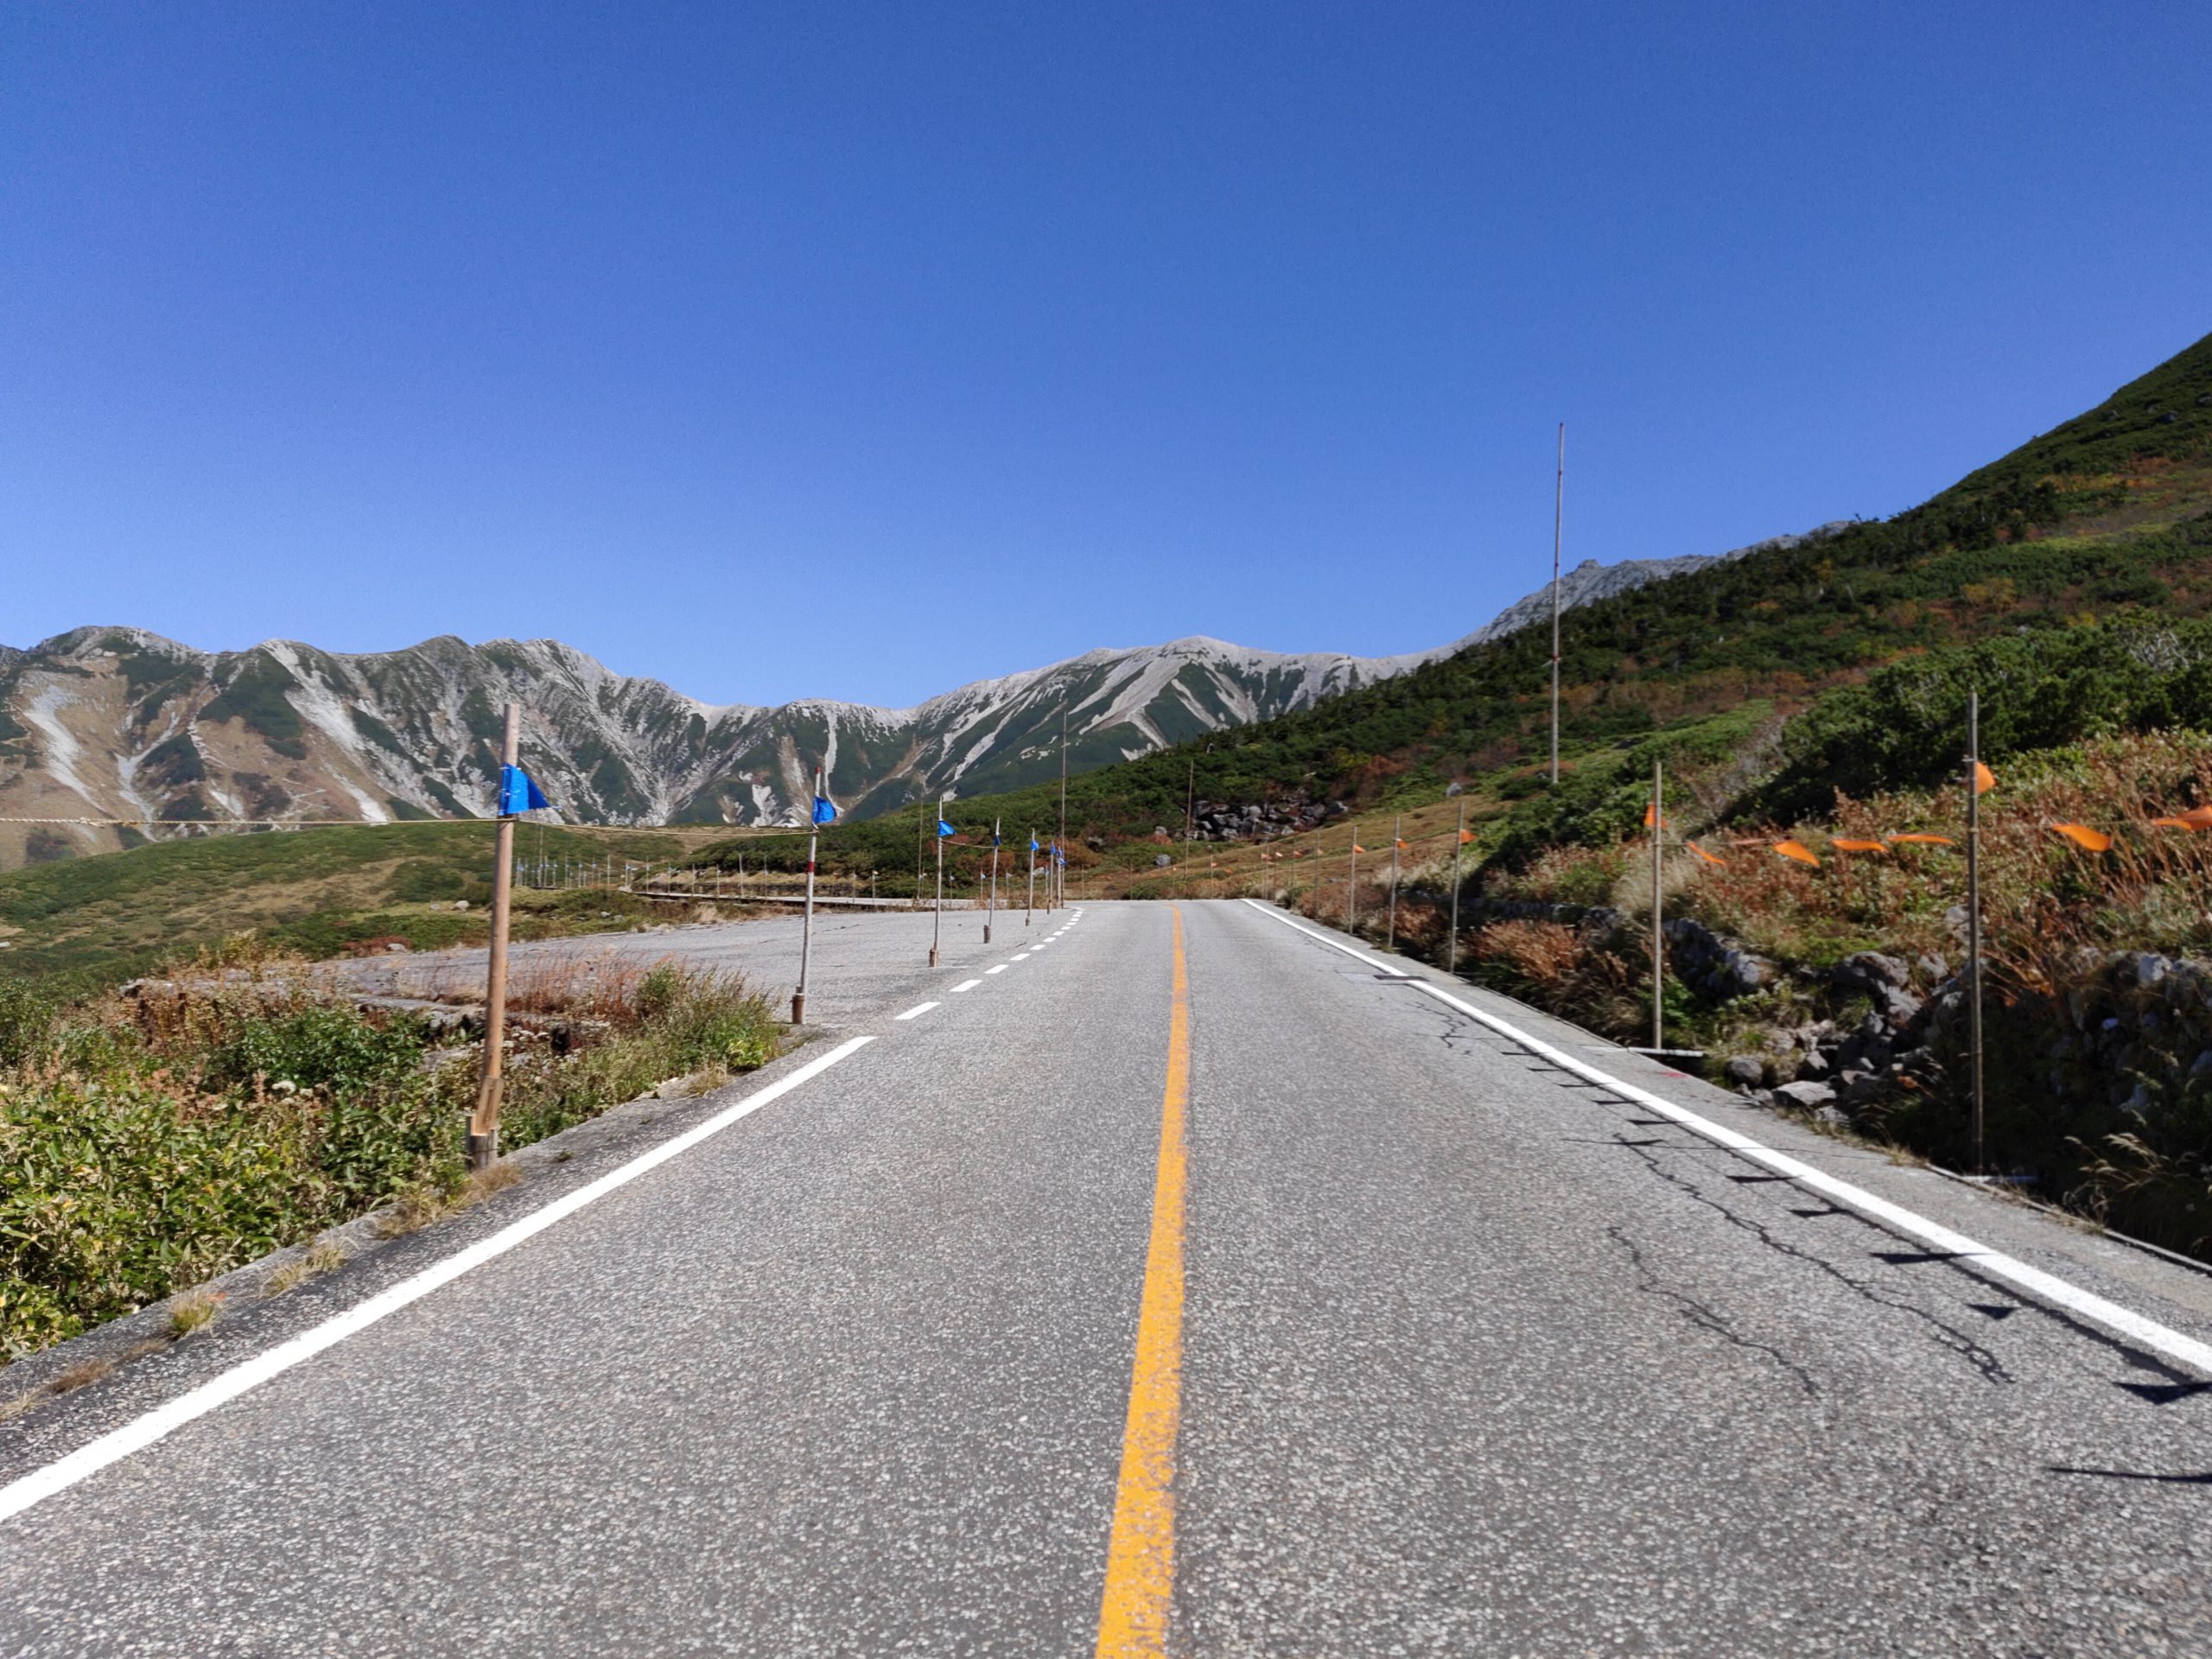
[
  {"x1": 469, "y1": 702, "x2": 520, "y2": 1172},
  {"x1": 930, "y1": 794, "x2": 945, "y2": 967},
  {"x1": 1386, "y1": 812, "x2": 1401, "y2": 951},
  {"x1": 793, "y1": 764, "x2": 821, "y2": 1024},
  {"x1": 1448, "y1": 797, "x2": 1465, "y2": 976},
  {"x1": 1346, "y1": 832, "x2": 1358, "y2": 933},
  {"x1": 986, "y1": 817, "x2": 1000, "y2": 943},
  {"x1": 1967, "y1": 691, "x2": 1985, "y2": 1173}
]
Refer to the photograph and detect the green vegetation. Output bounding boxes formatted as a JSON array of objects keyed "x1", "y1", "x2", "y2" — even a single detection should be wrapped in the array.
[
  {"x1": 0, "y1": 820, "x2": 722, "y2": 989},
  {"x1": 0, "y1": 957, "x2": 780, "y2": 1361}
]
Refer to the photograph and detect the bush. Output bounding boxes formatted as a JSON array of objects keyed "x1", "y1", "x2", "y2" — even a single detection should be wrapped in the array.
[{"x1": 0, "y1": 977, "x2": 54, "y2": 1066}]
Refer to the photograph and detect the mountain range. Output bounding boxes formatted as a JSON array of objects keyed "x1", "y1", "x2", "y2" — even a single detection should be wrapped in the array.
[{"x1": 0, "y1": 524, "x2": 1840, "y2": 868}]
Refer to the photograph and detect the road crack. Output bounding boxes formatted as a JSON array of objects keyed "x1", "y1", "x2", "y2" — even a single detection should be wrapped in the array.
[
  {"x1": 1615, "y1": 1135, "x2": 2015, "y2": 1386},
  {"x1": 1606, "y1": 1223, "x2": 1821, "y2": 1398}
]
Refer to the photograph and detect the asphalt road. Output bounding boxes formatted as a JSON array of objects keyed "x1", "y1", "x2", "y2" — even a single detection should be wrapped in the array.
[{"x1": 3, "y1": 899, "x2": 2210, "y2": 1656}]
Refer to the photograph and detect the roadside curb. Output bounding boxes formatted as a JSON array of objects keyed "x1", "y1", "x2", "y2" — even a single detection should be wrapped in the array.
[{"x1": 0, "y1": 1027, "x2": 841, "y2": 1428}]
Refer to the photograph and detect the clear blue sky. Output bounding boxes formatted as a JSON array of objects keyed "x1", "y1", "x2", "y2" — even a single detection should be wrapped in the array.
[{"x1": 4, "y1": 3, "x2": 2208, "y2": 709}]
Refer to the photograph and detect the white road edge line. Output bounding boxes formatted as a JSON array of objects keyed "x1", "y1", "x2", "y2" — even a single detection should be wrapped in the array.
[
  {"x1": 895, "y1": 1001, "x2": 940, "y2": 1020},
  {"x1": 951, "y1": 979, "x2": 982, "y2": 993},
  {"x1": 1238, "y1": 899, "x2": 2212, "y2": 1377},
  {"x1": 0, "y1": 1034, "x2": 880, "y2": 1528}
]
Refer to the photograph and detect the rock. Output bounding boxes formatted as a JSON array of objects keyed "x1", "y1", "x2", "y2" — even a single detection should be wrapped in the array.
[
  {"x1": 1876, "y1": 985, "x2": 1925, "y2": 1027},
  {"x1": 1916, "y1": 952, "x2": 1948, "y2": 983},
  {"x1": 1835, "y1": 951, "x2": 1910, "y2": 991},
  {"x1": 1774, "y1": 1080, "x2": 1836, "y2": 1111},
  {"x1": 1724, "y1": 1055, "x2": 1765, "y2": 1088},
  {"x1": 2132, "y1": 952, "x2": 2174, "y2": 990},
  {"x1": 2190, "y1": 1050, "x2": 2212, "y2": 1079},
  {"x1": 1796, "y1": 1050, "x2": 1831, "y2": 1080},
  {"x1": 2123, "y1": 1082, "x2": 2153, "y2": 1118},
  {"x1": 1814, "y1": 1105, "x2": 1852, "y2": 1128}
]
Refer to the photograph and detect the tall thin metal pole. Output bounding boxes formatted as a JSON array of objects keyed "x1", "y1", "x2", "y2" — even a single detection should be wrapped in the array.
[
  {"x1": 986, "y1": 816, "x2": 1000, "y2": 944},
  {"x1": 931, "y1": 794, "x2": 945, "y2": 967},
  {"x1": 1967, "y1": 692, "x2": 1985, "y2": 1174},
  {"x1": 469, "y1": 702, "x2": 521, "y2": 1171},
  {"x1": 1447, "y1": 797, "x2": 1465, "y2": 976},
  {"x1": 1386, "y1": 812, "x2": 1401, "y2": 951},
  {"x1": 1185, "y1": 758, "x2": 1196, "y2": 842},
  {"x1": 1650, "y1": 756, "x2": 1664, "y2": 1052},
  {"x1": 1550, "y1": 421, "x2": 1565, "y2": 787},
  {"x1": 1057, "y1": 703, "x2": 1069, "y2": 912},
  {"x1": 793, "y1": 763, "x2": 822, "y2": 1024},
  {"x1": 915, "y1": 798, "x2": 925, "y2": 912},
  {"x1": 1027, "y1": 829, "x2": 1036, "y2": 926}
]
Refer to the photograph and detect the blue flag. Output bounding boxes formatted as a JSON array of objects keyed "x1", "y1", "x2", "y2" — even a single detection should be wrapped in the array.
[
  {"x1": 499, "y1": 765, "x2": 550, "y2": 816},
  {"x1": 938, "y1": 819, "x2": 956, "y2": 838},
  {"x1": 812, "y1": 796, "x2": 837, "y2": 825},
  {"x1": 1029, "y1": 835, "x2": 1040, "y2": 853}
]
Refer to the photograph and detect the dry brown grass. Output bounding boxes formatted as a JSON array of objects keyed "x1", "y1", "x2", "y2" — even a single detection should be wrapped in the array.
[
  {"x1": 168, "y1": 1288, "x2": 222, "y2": 1338},
  {"x1": 261, "y1": 1261, "x2": 311, "y2": 1298},
  {"x1": 370, "y1": 1159, "x2": 522, "y2": 1238},
  {"x1": 48, "y1": 1356, "x2": 117, "y2": 1394},
  {"x1": 304, "y1": 1240, "x2": 348, "y2": 1274},
  {"x1": 1491, "y1": 730, "x2": 2212, "y2": 985}
]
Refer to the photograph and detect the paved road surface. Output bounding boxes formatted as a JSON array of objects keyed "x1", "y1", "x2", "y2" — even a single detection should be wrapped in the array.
[
  {"x1": 327, "y1": 904, "x2": 1019, "y2": 1024},
  {"x1": 3, "y1": 899, "x2": 2209, "y2": 1655}
]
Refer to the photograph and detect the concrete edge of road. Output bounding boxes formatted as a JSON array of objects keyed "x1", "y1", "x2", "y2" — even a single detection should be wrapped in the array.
[
  {"x1": 0, "y1": 1020, "x2": 878, "y2": 1484},
  {"x1": 1237, "y1": 897, "x2": 2212, "y2": 1380}
]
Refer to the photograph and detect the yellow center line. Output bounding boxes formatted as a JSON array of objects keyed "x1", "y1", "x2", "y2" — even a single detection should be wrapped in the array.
[{"x1": 1095, "y1": 904, "x2": 1191, "y2": 1659}]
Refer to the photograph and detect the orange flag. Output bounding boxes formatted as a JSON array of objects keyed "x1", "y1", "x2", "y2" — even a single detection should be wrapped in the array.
[
  {"x1": 1352, "y1": 843, "x2": 1365, "y2": 855},
  {"x1": 1974, "y1": 761, "x2": 1995, "y2": 795},
  {"x1": 1831, "y1": 838, "x2": 1887, "y2": 853},
  {"x1": 2151, "y1": 804, "x2": 2212, "y2": 830},
  {"x1": 1395, "y1": 838, "x2": 1409, "y2": 850},
  {"x1": 1643, "y1": 801, "x2": 1668, "y2": 829},
  {"x1": 1459, "y1": 828, "x2": 1474, "y2": 845},
  {"x1": 1687, "y1": 840, "x2": 1725, "y2": 866},
  {"x1": 1773, "y1": 839, "x2": 1821, "y2": 867},
  {"x1": 2052, "y1": 823, "x2": 2113, "y2": 852},
  {"x1": 1886, "y1": 832, "x2": 1956, "y2": 847}
]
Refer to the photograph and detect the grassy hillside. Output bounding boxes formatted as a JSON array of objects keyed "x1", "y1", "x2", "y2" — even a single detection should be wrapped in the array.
[
  {"x1": 715, "y1": 328, "x2": 2212, "y2": 882},
  {"x1": 0, "y1": 822, "x2": 733, "y2": 988}
]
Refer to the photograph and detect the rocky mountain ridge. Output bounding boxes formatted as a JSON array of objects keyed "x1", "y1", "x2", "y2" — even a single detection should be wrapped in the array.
[{"x1": 0, "y1": 528, "x2": 1827, "y2": 866}]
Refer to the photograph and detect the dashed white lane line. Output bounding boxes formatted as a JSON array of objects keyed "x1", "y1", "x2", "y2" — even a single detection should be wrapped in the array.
[
  {"x1": 895, "y1": 1001, "x2": 940, "y2": 1020},
  {"x1": 951, "y1": 979, "x2": 982, "y2": 993},
  {"x1": 1239, "y1": 899, "x2": 2212, "y2": 1378},
  {"x1": 986, "y1": 964, "x2": 1009, "y2": 976},
  {"x1": 1012, "y1": 953, "x2": 1032, "y2": 961},
  {"x1": 0, "y1": 1034, "x2": 880, "y2": 1528}
]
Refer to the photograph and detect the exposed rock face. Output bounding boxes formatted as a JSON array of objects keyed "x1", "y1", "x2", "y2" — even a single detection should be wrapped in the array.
[
  {"x1": 0, "y1": 629, "x2": 1420, "y2": 863},
  {"x1": 1428, "y1": 522, "x2": 1853, "y2": 657},
  {"x1": 0, "y1": 516, "x2": 1849, "y2": 865}
]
